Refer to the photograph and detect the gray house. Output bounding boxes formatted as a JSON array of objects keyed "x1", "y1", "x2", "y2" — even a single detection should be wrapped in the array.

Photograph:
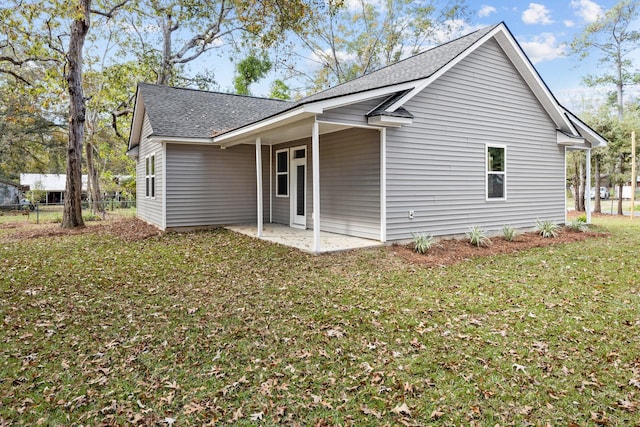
[{"x1": 127, "y1": 22, "x2": 605, "y2": 253}]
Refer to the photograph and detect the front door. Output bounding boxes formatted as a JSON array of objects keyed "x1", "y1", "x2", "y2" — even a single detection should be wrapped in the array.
[{"x1": 290, "y1": 146, "x2": 307, "y2": 228}]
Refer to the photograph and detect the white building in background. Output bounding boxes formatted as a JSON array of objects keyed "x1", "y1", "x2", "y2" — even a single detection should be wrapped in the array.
[{"x1": 20, "y1": 173, "x2": 88, "y2": 204}]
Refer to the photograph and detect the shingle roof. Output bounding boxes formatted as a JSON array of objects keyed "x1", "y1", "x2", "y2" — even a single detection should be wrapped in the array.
[
  {"x1": 138, "y1": 83, "x2": 293, "y2": 139},
  {"x1": 137, "y1": 23, "x2": 499, "y2": 140},
  {"x1": 297, "y1": 23, "x2": 499, "y2": 105}
]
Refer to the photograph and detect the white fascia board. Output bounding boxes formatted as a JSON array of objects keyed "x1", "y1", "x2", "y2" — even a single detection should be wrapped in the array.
[
  {"x1": 214, "y1": 106, "x2": 317, "y2": 147},
  {"x1": 557, "y1": 130, "x2": 585, "y2": 146},
  {"x1": 125, "y1": 145, "x2": 139, "y2": 157},
  {"x1": 367, "y1": 115, "x2": 413, "y2": 127},
  {"x1": 312, "y1": 81, "x2": 418, "y2": 112},
  {"x1": 565, "y1": 111, "x2": 607, "y2": 147},
  {"x1": 148, "y1": 136, "x2": 214, "y2": 144},
  {"x1": 127, "y1": 91, "x2": 145, "y2": 150}
]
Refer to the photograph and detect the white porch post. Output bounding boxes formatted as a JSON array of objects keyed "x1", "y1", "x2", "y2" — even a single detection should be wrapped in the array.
[
  {"x1": 380, "y1": 128, "x2": 387, "y2": 242},
  {"x1": 256, "y1": 137, "x2": 263, "y2": 237},
  {"x1": 585, "y1": 148, "x2": 591, "y2": 224},
  {"x1": 312, "y1": 121, "x2": 320, "y2": 253}
]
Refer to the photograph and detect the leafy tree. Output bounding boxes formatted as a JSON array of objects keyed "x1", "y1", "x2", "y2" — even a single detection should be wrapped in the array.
[
  {"x1": 0, "y1": 79, "x2": 67, "y2": 180},
  {"x1": 269, "y1": 79, "x2": 291, "y2": 100},
  {"x1": 0, "y1": 0, "x2": 130, "y2": 227},
  {"x1": 233, "y1": 53, "x2": 272, "y2": 95},
  {"x1": 571, "y1": 0, "x2": 640, "y2": 121},
  {"x1": 285, "y1": 0, "x2": 470, "y2": 92}
]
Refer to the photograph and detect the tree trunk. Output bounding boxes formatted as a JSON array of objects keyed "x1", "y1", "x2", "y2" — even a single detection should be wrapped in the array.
[
  {"x1": 158, "y1": 14, "x2": 173, "y2": 85},
  {"x1": 85, "y1": 141, "x2": 105, "y2": 215},
  {"x1": 594, "y1": 155, "x2": 601, "y2": 213},
  {"x1": 62, "y1": 0, "x2": 91, "y2": 228},
  {"x1": 618, "y1": 183, "x2": 624, "y2": 215}
]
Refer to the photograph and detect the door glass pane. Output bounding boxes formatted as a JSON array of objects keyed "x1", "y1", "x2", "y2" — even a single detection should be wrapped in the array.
[
  {"x1": 294, "y1": 149, "x2": 305, "y2": 159},
  {"x1": 296, "y1": 165, "x2": 305, "y2": 215}
]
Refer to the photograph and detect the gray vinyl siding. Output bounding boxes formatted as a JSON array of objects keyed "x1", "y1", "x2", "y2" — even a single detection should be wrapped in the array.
[
  {"x1": 271, "y1": 128, "x2": 380, "y2": 240},
  {"x1": 386, "y1": 38, "x2": 565, "y2": 241},
  {"x1": 320, "y1": 128, "x2": 380, "y2": 239},
  {"x1": 317, "y1": 96, "x2": 387, "y2": 126},
  {"x1": 165, "y1": 143, "x2": 270, "y2": 228},
  {"x1": 136, "y1": 113, "x2": 164, "y2": 228}
]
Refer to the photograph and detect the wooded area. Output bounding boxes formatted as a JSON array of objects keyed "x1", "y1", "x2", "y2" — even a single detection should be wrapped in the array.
[{"x1": 0, "y1": 0, "x2": 639, "y2": 226}]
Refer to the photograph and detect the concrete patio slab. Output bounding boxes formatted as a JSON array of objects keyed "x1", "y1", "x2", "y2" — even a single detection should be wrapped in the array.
[{"x1": 226, "y1": 224, "x2": 383, "y2": 254}]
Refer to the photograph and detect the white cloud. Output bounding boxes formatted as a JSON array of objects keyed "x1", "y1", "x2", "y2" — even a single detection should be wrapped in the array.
[
  {"x1": 571, "y1": 0, "x2": 604, "y2": 23},
  {"x1": 478, "y1": 5, "x2": 497, "y2": 18},
  {"x1": 520, "y1": 33, "x2": 566, "y2": 64},
  {"x1": 522, "y1": 3, "x2": 554, "y2": 25},
  {"x1": 564, "y1": 20, "x2": 575, "y2": 27}
]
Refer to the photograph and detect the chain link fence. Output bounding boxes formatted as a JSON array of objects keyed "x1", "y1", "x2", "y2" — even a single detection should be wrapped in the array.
[{"x1": 0, "y1": 200, "x2": 136, "y2": 225}]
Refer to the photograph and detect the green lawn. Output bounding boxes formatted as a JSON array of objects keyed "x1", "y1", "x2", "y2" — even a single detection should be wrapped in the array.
[{"x1": 1, "y1": 217, "x2": 639, "y2": 425}]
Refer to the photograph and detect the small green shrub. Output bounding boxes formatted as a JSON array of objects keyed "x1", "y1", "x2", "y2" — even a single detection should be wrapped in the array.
[
  {"x1": 412, "y1": 232, "x2": 435, "y2": 254},
  {"x1": 467, "y1": 226, "x2": 491, "y2": 247},
  {"x1": 576, "y1": 214, "x2": 587, "y2": 222},
  {"x1": 535, "y1": 219, "x2": 559, "y2": 238},
  {"x1": 51, "y1": 214, "x2": 62, "y2": 223},
  {"x1": 567, "y1": 218, "x2": 589, "y2": 232},
  {"x1": 502, "y1": 225, "x2": 517, "y2": 241},
  {"x1": 83, "y1": 213, "x2": 102, "y2": 222}
]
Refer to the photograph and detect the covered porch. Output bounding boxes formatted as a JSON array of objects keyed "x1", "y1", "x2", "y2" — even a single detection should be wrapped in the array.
[
  {"x1": 226, "y1": 223, "x2": 383, "y2": 254},
  {"x1": 217, "y1": 115, "x2": 388, "y2": 254}
]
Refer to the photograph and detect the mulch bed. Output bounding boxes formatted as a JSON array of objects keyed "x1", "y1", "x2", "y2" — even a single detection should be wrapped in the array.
[{"x1": 391, "y1": 228, "x2": 608, "y2": 267}]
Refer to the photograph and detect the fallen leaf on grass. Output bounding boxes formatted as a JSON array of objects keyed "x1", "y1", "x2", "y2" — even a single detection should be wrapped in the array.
[
  {"x1": 391, "y1": 402, "x2": 411, "y2": 417},
  {"x1": 430, "y1": 409, "x2": 444, "y2": 419},
  {"x1": 360, "y1": 405, "x2": 382, "y2": 419},
  {"x1": 249, "y1": 411, "x2": 263, "y2": 421},
  {"x1": 615, "y1": 399, "x2": 638, "y2": 412}
]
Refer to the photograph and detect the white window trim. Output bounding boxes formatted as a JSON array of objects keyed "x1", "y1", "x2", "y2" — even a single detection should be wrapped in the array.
[
  {"x1": 145, "y1": 154, "x2": 156, "y2": 199},
  {"x1": 150, "y1": 154, "x2": 156, "y2": 199},
  {"x1": 486, "y1": 144, "x2": 507, "y2": 201},
  {"x1": 275, "y1": 148, "x2": 289, "y2": 198},
  {"x1": 145, "y1": 156, "x2": 150, "y2": 198}
]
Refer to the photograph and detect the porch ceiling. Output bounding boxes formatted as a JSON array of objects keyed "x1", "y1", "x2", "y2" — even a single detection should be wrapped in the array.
[{"x1": 224, "y1": 118, "x2": 355, "y2": 146}]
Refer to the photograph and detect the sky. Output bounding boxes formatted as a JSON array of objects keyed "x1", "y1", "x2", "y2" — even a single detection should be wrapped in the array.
[
  {"x1": 463, "y1": 0, "x2": 638, "y2": 110},
  {"x1": 206, "y1": 0, "x2": 638, "y2": 112}
]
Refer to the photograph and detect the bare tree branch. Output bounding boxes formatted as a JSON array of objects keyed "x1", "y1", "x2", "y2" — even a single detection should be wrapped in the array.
[{"x1": 91, "y1": 0, "x2": 130, "y2": 18}]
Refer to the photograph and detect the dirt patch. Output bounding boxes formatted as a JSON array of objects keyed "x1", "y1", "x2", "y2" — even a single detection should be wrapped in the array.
[
  {"x1": 391, "y1": 227, "x2": 607, "y2": 267},
  {"x1": 0, "y1": 217, "x2": 163, "y2": 243}
]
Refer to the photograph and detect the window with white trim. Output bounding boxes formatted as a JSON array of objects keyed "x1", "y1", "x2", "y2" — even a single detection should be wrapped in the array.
[
  {"x1": 145, "y1": 154, "x2": 156, "y2": 198},
  {"x1": 486, "y1": 145, "x2": 505, "y2": 199},
  {"x1": 276, "y1": 148, "x2": 288, "y2": 197}
]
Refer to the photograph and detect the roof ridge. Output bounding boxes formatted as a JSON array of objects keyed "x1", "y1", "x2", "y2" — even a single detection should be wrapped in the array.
[{"x1": 138, "y1": 82, "x2": 293, "y2": 103}]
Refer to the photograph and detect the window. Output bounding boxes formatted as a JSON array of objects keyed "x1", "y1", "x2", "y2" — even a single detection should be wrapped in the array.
[
  {"x1": 145, "y1": 154, "x2": 156, "y2": 198},
  {"x1": 486, "y1": 145, "x2": 505, "y2": 199},
  {"x1": 276, "y1": 148, "x2": 288, "y2": 197}
]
